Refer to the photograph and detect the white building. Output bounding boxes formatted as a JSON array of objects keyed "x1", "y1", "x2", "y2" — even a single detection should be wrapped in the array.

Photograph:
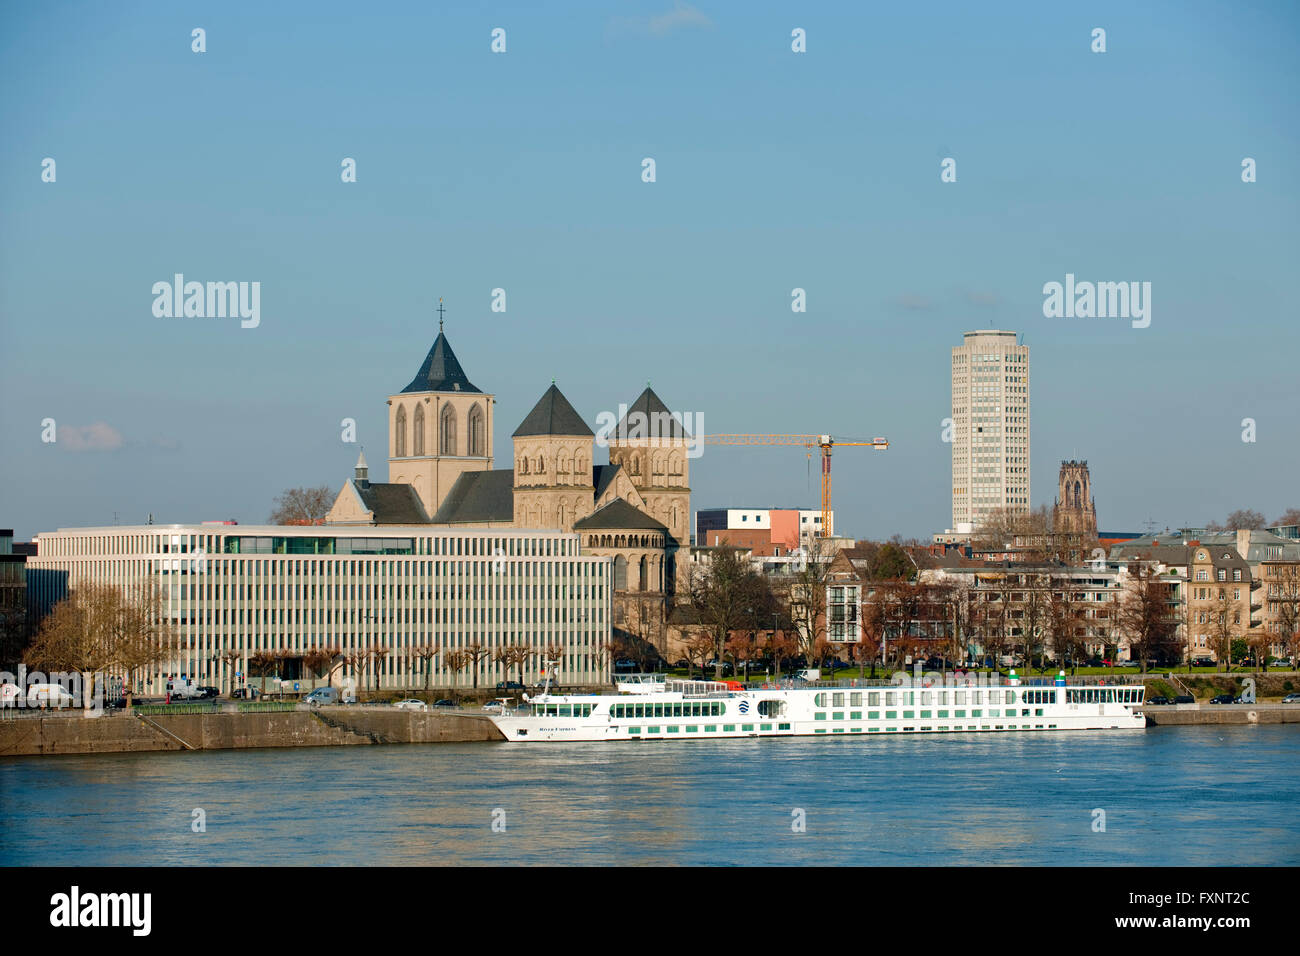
[
  {"x1": 27, "y1": 524, "x2": 612, "y2": 695},
  {"x1": 950, "y1": 330, "x2": 1030, "y2": 533}
]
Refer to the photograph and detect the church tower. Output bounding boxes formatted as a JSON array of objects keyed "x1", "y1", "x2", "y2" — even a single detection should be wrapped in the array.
[
  {"x1": 1053, "y1": 459, "x2": 1097, "y2": 537},
  {"x1": 511, "y1": 383, "x2": 595, "y2": 532},
  {"x1": 387, "y1": 306, "x2": 493, "y2": 518},
  {"x1": 608, "y1": 386, "x2": 692, "y2": 595}
]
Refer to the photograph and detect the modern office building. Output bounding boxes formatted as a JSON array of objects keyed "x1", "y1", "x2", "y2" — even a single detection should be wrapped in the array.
[
  {"x1": 950, "y1": 330, "x2": 1030, "y2": 533},
  {"x1": 26, "y1": 523, "x2": 612, "y2": 694}
]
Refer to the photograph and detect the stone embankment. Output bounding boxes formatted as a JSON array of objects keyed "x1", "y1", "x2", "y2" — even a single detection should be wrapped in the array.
[
  {"x1": 1142, "y1": 704, "x2": 1300, "y2": 726},
  {"x1": 0, "y1": 706, "x2": 503, "y2": 757}
]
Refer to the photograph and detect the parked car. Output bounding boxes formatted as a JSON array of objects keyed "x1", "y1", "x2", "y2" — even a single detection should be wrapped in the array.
[
  {"x1": 1209, "y1": 694, "x2": 1236, "y2": 705},
  {"x1": 1145, "y1": 696, "x2": 1172, "y2": 705},
  {"x1": 27, "y1": 684, "x2": 76, "y2": 709},
  {"x1": 304, "y1": 687, "x2": 339, "y2": 707},
  {"x1": 231, "y1": 687, "x2": 261, "y2": 700},
  {"x1": 1173, "y1": 695, "x2": 1195, "y2": 704},
  {"x1": 705, "y1": 660, "x2": 733, "y2": 675},
  {"x1": 823, "y1": 659, "x2": 852, "y2": 672},
  {"x1": 393, "y1": 699, "x2": 428, "y2": 712},
  {"x1": 1282, "y1": 693, "x2": 1300, "y2": 704},
  {"x1": 433, "y1": 699, "x2": 456, "y2": 708},
  {"x1": 194, "y1": 686, "x2": 220, "y2": 700},
  {"x1": 496, "y1": 681, "x2": 524, "y2": 691},
  {"x1": 1191, "y1": 658, "x2": 1216, "y2": 668}
]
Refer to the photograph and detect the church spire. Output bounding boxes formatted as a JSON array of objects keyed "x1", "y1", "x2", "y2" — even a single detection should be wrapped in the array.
[{"x1": 437, "y1": 297, "x2": 445, "y2": 333}]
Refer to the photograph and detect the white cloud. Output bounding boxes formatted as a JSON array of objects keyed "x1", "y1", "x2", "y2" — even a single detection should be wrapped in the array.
[
  {"x1": 60, "y1": 422, "x2": 125, "y2": 452},
  {"x1": 609, "y1": 2, "x2": 712, "y2": 38}
]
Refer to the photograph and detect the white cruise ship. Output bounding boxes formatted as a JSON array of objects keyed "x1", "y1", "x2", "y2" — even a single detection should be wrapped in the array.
[{"x1": 488, "y1": 671, "x2": 1147, "y2": 743}]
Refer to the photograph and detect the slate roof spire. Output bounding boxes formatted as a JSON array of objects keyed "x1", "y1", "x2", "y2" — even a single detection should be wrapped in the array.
[
  {"x1": 400, "y1": 307, "x2": 481, "y2": 394},
  {"x1": 513, "y1": 383, "x2": 593, "y2": 437}
]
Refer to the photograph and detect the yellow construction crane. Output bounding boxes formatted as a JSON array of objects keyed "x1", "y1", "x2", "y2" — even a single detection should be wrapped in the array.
[{"x1": 702, "y1": 434, "x2": 889, "y2": 538}]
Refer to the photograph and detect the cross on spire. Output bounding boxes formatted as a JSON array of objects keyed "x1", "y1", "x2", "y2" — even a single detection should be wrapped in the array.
[{"x1": 437, "y1": 298, "x2": 445, "y2": 333}]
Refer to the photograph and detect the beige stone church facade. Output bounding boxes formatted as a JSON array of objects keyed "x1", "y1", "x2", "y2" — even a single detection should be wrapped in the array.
[{"x1": 325, "y1": 326, "x2": 692, "y2": 652}]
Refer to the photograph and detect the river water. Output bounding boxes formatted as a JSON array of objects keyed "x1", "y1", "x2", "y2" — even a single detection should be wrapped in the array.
[{"x1": 2, "y1": 725, "x2": 1296, "y2": 866}]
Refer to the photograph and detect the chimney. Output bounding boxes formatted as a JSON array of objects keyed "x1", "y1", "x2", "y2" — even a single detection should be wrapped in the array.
[{"x1": 1236, "y1": 528, "x2": 1250, "y2": 560}]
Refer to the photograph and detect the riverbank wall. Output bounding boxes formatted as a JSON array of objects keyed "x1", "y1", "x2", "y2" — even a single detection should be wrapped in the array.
[{"x1": 0, "y1": 707, "x2": 503, "y2": 757}]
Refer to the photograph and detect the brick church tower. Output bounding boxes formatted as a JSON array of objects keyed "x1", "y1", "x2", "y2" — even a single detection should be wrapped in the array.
[{"x1": 1053, "y1": 460, "x2": 1097, "y2": 537}]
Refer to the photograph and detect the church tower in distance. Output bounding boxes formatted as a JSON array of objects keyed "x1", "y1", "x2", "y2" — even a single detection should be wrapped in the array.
[
  {"x1": 387, "y1": 308, "x2": 493, "y2": 518},
  {"x1": 1053, "y1": 459, "x2": 1097, "y2": 537}
]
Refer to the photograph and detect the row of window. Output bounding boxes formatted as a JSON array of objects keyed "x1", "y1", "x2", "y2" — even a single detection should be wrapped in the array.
[
  {"x1": 612, "y1": 701, "x2": 725, "y2": 718},
  {"x1": 815, "y1": 709, "x2": 1047, "y2": 720},
  {"x1": 626, "y1": 723, "x2": 790, "y2": 734},
  {"x1": 812, "y1": 689, "x2": 1025, "y2": 707}
]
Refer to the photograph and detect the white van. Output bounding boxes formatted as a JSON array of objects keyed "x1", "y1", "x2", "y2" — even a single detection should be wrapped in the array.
[
  {"x1": 304, "y1": 686, "x2": 339, "y2": 706},
  {"x1": 27, "y1": 684, "x2": 76, "y2": 709},
  {"x1": 165, "y1": 678, "x2": 203, "y2": 699}
]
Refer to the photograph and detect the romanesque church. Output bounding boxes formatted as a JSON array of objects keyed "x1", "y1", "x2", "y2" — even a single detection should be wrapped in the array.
[{"x1": 325, "y1": 325, "x2": 691, "y2": 650}]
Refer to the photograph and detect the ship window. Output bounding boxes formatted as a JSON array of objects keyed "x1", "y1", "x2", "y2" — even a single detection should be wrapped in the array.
[
  {"x1": 921, "y1": 692, "x2": 933, "y2": 705},
  {"x1": 705, "y1": 725, "x2": 716, "y2": 732},
  {"x1": 742, "y1": 724, "x2": 754, "y2": 732},
  {"x1": 868, "y1": 692, "x2": 880, "y2": 706},
  {"x1": 886, "y1": 711, "x2": 897, "y2": 719},
  {"x1": 723, "y1": 724, "x2": 735, "y2": 732},
  {"x1": 654, "y1": 704, "x2": 663, "y2": 717},
  {"x1": 920, "y1": 711, "x2": 931, "y2": 719},
  {"x1": 955, "y1": 710, "x2": 965, "y2": 718},
  {"x1": 955, "y1": 692, "x2": 966, "y2": 705},
  {"x1": 629, "y1": 727, "x2": 641, "y2": 734},
  {"x1": 814, "y1": 693, "x2": 827, "y2": 707},
  {"x1": 833, "y1": 712, "x2": 843, "y2": 721},
  {"x1": 938, "y1": 710, "x2": 948, "y2": 718},
  {"x1": 972, "y1": 710, "x2": 982, "y2": 717},
  {"x1": 559, "y1": 706, "x2": 571, "y2": 716},
  {"x1": 648, "y1": 726, "x2": 659, "y2": 733},
  {"x1": 815, "y1": 712, "x2": 826, "y2": 720},
  {"x1": 1036, "y1": 709, "x2": 1044, "y2": 716},
  {"x1": 833, "y1": 693, "x2": 845, "y2": 707},
  {"x1": 850, "y1": 693, "x2": 862, "y2": 706},
  {"x1": 686, "y1": 725, "x2": 698, "y2": 733},
  {"x1": 886, "y1": 692, "x2": 897, "y2": 706},
  {"x1": 667, "y1": 726, "x2": 679, "y2": 733},
  {"x1": 868, "y1": 711, "x2": 879, "y2": 720},
  {"x1": 903, "y1": 710, "x2": 914, "y2": 719},
  {"x1": 779, "y1": 723, "x2": 791, "y2": 730},
  {"x1": 850, "y1": 711, "x2": 862, "y2": 720}
]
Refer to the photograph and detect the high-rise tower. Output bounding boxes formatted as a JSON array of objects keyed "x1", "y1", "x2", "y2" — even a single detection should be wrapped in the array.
[{"x1": 950, "y1": 330, "x2": 1030, "y2": 533}]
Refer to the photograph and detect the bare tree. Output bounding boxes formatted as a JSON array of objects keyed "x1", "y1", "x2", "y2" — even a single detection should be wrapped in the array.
[
  {"x1": 788, "y1": 540, "x2": 831, "y2": 669},
  {"x1": 1272, "y1": 508, "x2": 1300, "y2": 527},
  {"x1": 690, "y1": 546, "x2": 772, "y2": 680},
  {"x1": 269, "y1": 486, "x2": 334, "y2": 525},
  {"x1": 1224, "y1": 509, "x2": 1267, "y2": 530},
  {"x1": 411, "y1": 643, "x2": 440, "y2": 691},
  {"x1": 1118, "y1": 563, "x2": 1179, "y2": 674},
  {"x1": 24, "y1": 582, "x2": 173, "y2": 709}
]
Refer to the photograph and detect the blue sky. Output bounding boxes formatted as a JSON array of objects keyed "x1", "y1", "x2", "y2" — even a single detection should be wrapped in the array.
[{"x1": 2, "y1": 0, "x2": 1297, "y2": 541}]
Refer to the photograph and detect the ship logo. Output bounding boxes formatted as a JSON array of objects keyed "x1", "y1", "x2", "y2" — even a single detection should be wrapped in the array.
[{"x1": 738, "y1": 700, "x2": 750, "y2": 714}]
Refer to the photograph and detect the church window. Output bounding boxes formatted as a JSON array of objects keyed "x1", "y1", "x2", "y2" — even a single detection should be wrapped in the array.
[
  {"x1": 520, "y1": 457, "x2": 528, "y2": 475},
  {"x1": 468, "y1": 404, "x2": 485, "y2": 457},
  {"x1": 395, "y1": 405, "x2": 408, "y2": 458},
  {"x1": 537, "y1": 456, "x2": 545, "y2": 474},
  {"x1": 631, "y1": 455, "x2": 641, "y2": 476},
  {"x1": 413, "y1": 404, "x2": 425, "y2": 456},
  {"x1": 440, "y1": 404, "x2": 457, "y2": 455},
  {"x1": 614, "y1": 555, "x2": 628, "y2": 590}
]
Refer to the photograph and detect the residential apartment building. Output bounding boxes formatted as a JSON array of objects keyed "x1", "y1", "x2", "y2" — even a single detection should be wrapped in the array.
[
  {"x1": 27, "y1": 524, "x2": 612, "y2": 694},
  {"x1": 950, "y1": 330, "x2": 1030, "y2": 533}
]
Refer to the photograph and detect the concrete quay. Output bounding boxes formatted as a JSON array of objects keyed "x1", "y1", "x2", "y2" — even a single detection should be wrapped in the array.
[{"x1": 0, "y1": 706, "x2": 504, "y2": 757}]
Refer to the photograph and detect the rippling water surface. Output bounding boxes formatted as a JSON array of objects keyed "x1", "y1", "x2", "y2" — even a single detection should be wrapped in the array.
[{"x1": 2, "y1": 726, "x2": 1297, "y2": 865}]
